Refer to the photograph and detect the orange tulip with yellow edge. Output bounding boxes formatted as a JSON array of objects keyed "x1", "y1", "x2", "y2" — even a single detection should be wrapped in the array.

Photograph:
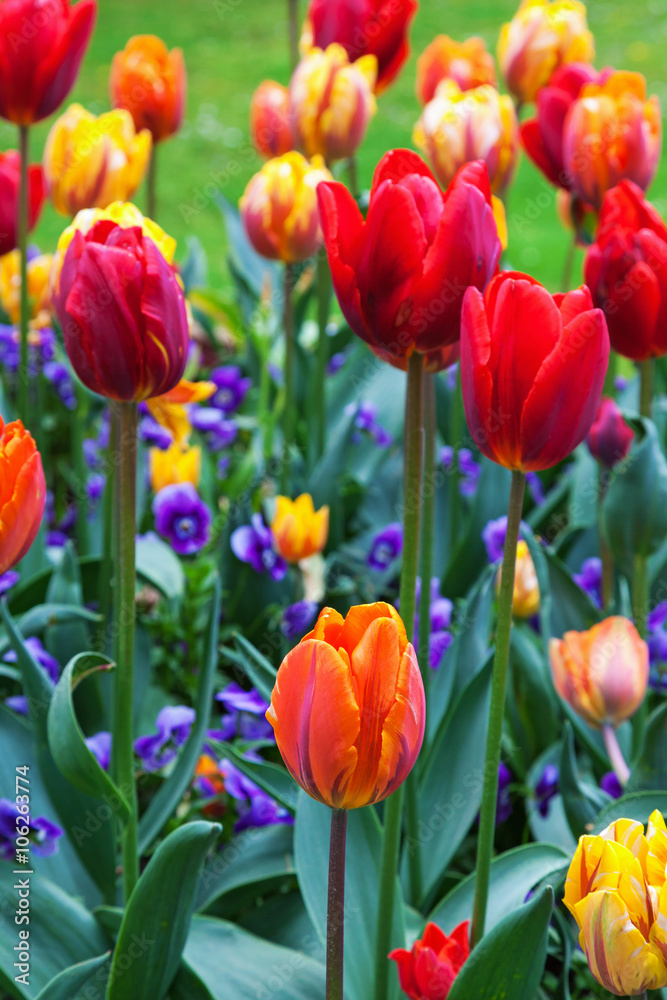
[
  {"x1": 549, "y1": 616, "x2": 648, "y2": 729},
  {"x1": 0, "y1": 250, "x2": 52, "y2": 323},
  {"x1": 110, "y1": 35, "x2": 186, "y2": 144},
  {"x1": 498, "y1": 0, "x2": 594, "y2": 106},
  {"x1": 147, "y1": 378, "x2": 216, "y2": 445},
  {"x1": 271, "y1": 494, "x2": 329, "y2": 564},
  {"x1": 43, "y1": 104, "x2": 151, "y2": 216},
  {"x1": 416, "y1": 35, "x2": 496, "y2": 105},
  {"x1": 150, "y1": 442, "x2": 201, "y2": 493},
  {"x1": 564, "y1": 810, "x2": 667, "y2": 995},
  {"x1": 0, "y1": 416, "x2": 46, "y2": 575},
  {"x1": 496, "y1": 540, "x2": 539, "y2": 618},
  {"x1": 563, "y1": 71, "x2": 662, "y2": 211},
  {"x1": 266, "y1": 603, "x2": 425, "y2": 809}
]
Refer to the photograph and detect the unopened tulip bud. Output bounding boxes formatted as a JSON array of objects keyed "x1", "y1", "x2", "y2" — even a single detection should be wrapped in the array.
[
  {"x1": 496, "y1": 540, "x2": 540, "y2": 618},
  {"x1": 250, "y1": 81, "x2": 294, "y2": 159},
  {"x1": 416, "y1": 35, "x2": 496, "y2": 105},
  {"x1": 586, "y1": 397, "x2": 634, "y2": 468}
]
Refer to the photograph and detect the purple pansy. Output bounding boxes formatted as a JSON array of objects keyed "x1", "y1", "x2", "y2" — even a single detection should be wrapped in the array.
[
  {"x1": 190, "y1": 408, "x2": 237, "y2": 451},
  {"x1": 573, "y1": 557, "x2": 603, "y2": 609},
  {"x1": 0, "y1": 798, "x2": 63, "y2": 860},
  {"x1": 220, "y1": 756, "x2": 293, "y2": 833},
  {"x1": 482, "y1": 516, "x2": 530, "y2": 564},
  {"x1": 282, "y1": 600, "x2": 318, "y2": 639},
  {"x1": 535, "y1": 764, "x2": 559, "y2": 818},
  {"x1": 526, "y1": 471, "x2": 545, "y2": 506},
  {"x1": 85, "y1": 732, "x2": 112, "y2": 771},
  {"x1": 230, "y1": 514, "x2": 287, "y2": 580},
  {"x1": 647, "y1": 602, "x2": 667, "y2": 690},
  {"x1": 496, "y1": 762, "x2": 513, "y2": 825},
  {"x1": 43, "y1": 361, "x2": 76, "y2": 409},
  {"x1": 134, "y1": 705, "x2": 195, "y2": 772},
  {"x1": 600, "y1": 771, "x2": 623, "y2": 799},
  {"x1": 429, "y1": 630, "x2": 454, "y2": 670},
  {"x1": 367, "y1": 523, "x2": 403, "y2": 572},
  {"x1": 458, "y1": 448, "x2": 481, "y2": 498},
  {"x1": 139, "y1": 415, "x2": 173, "y2": 450},
  {"x1": 327, "y1": 351, "x2": 347, "y2": 375},
  {"x1": 0, "y1": 570, "x2": 19, "y2": 598},
  {"x1": 209, "y1": 683, "x2": 274, "y2": 742},
  {"x1": 346, "y1": 401, "x2": 393, "y2": 448},
  {"x1": 210, "y1": 366, "x2": 252, "y2": 414},
  {"x1": 153, "y1": 483, "x2": 212, "y2": 556}
]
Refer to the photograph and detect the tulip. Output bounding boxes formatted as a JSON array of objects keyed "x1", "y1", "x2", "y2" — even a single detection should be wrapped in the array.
[
  {"x1": 146, "y1": 377, "x2": 216, "y2": 444},
  {"x1": 586, "y1": 397, "x2": 634, "y2": 468},
  {"x1": 290, "y1": 43, "x2": 377, "y2": 162},
  {"x1": 0, "y1": 152, "x2": 44, "y2": 256},
  {"x1": 0, "y1": 416, "x2": 46, "y2": 575},
  {"x1": 250, "y1": 81, "x2": 294, "y2": 159},
  {"x1": 149, "y1": 442, "x2": 201, "y2": 493},
  {"x1": 584, "y1": 181, "x2": 667, "y2": 361},
  {"x1": 497, "y1": 539, "x2": 540, "y2": 618},
  {"x1": 549, "y1": 616, "x2": 648, "y2": 729},
  {"x1": 53, "y1": 204, "x2": 188, "y2": 402},
  {"x1": 0, "y1": 251, "x2": 52, "y2": 324},
  {"x1": 389, "y1": 920, "x2": 470, "y2": 999},
  {"x1": 520, "y1": 62, "x2": 610, "y2": 192},
  {"x1": 497, "y1": 0, "x2": 594, "y2": 107},
  {"x1": 318, "y1": 149, "x2": 503, "y2": 371},
  {"x1": 563, "y1": 811, "x2": 667, "y2": 995},
  {"x1": 43, "y1": 104, "x2": 152, "y2": 216},
  {"x1": 266, "y1": 603, "x2": 425, "y2": 809},
  {"x1": 240, "y1": 151, "x2": 332, "y2": 263},
  {"x1": 110, "y1": 35, "x2": 186, "y2": 143},
  {"x1": 300, "y1": 0, "x2": 418, "y2": 95},
  {"x1": 460, "y1": 271, "x2": 609, "y2": 472},
  {"x1": 0, "y1": 0, "x2": 96, "y2": 126},
  {"x1": 416, "y1": 35, "x2": 496, "y2": 105},
  {"x1": 271, "y1": 493, "x2": 329, "y2": 563},
  {"x1": 563, "y1": 72, "x2": 662, "y2": 211},
  {"x1": 413, "y1": 80, "x2": 519, "y2": 196}
]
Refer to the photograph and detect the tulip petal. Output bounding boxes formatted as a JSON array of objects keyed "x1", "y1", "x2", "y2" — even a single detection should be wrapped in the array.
[
  {"x1": 370, "y1": 147, "x2": 439, "y2": 200},
  {"x1": 317, "y1": 181, "x2": 371, "y2": 346},
  {"x1": 374, "y1": 643, "x2": 425, "y2": 801},
  {"x1": 140, "y1": 237, "x2": 188, "y2": 397},
  {"x1": 520, "y1": 117, "x2": 563, "y2": 188},
  {"x1": 302, "y1": 606, "x2": 345, "y2": 647},
  {"x1": 339, "y1": 602, "x2": 407, "y2": 659},
  {"x1": 460, "y1": 286, "x2": 495, "y2": 458}
]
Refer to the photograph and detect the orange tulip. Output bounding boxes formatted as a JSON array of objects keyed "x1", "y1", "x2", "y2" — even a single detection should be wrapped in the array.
[
  {"x1": 416, "y1": 35, "x2": 496, "y2": 105},
  {"x1": 0, "y1": 417, "x2": 45, "y2": 575},
  {"x1": 110, "y1": 35, "x2": 186, "y2": 143},
  {"x1": 271, "y1": 493, "x2": 329, "y2": 563},
  {"x1": 250, "y1": 81, "x2": 294, "y2": 160},
  {"x1": 266, "y1": 603, "x2": 425, "y2": 809}
]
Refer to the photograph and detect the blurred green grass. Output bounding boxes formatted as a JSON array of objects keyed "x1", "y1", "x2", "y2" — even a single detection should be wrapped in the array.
[{"x1": 2, "y1": 0, "x2": 666, "y2": 290}]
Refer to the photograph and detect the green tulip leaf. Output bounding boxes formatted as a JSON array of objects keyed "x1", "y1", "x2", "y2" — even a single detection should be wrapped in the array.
[{"x1": 628, "y1": 703, "x2": 667, "y2": 791}]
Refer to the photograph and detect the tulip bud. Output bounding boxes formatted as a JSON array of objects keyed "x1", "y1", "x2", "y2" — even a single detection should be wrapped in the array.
[
  {"x1": 389, "y1": 921, "x2": 470, "y2": 999},
  {"x1": 498, "y1": 0, "x2": 594, "y2": 107},
  {"x1": 586, "y1": 397, "x2": 634, "y2": 468},
  {"x1": 266, "y1": 603, "x2": 425, "y2": 809},
  {"x1": 110, "y1": 35, "x2": 186, "y2": 143},
  {"x1": 416, "y1": 35, "x2": 496, "y2": 105},
  {"x1": 250, "y1": 81, "x2": 294, "y2": 159},
  {"x1": 496, "y1": 539, "x2": 540, "y2": 618},
  {"x1": 271, "y1": 494, "x2": 329, "y2": 564},
  {"x1": 413, "y1": 80, "x2": 519, "y2": 196},
  {"x1": 564, "y1": 72, "x2": 661, "y2": 211},
  {"x1": 290, "y1": 44, "x2": 377, "y2": 162},
  {"x1": 549, "y1": 616, "x2": 648, "y2": 728},
  {"x1": 240, "y1": 151, "x2": 332, "y2": 263},
  {"x1": 150, "y1": 443, "x2": 201, "y2": 493},
  {"x1": 0, "y1": 417, "x2": 46, "y2": 575},
  {"x1": 0, "y1": 152, "x2": 44, "y2": 257},
  {"x1": 53, "y1": 204, "x2": 188, "y2": 402},
  {"x1": 44, "y1": 104, "x2": 152, "y2": 217}
]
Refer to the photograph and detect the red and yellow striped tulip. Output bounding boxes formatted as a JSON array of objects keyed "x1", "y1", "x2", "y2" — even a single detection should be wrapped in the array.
[
  {"x1": 250, "y1": 81, "x2": 294, "y2": 159},
  {"x1": 416, "y1": 35, "x2": 496, "y2": 105}
]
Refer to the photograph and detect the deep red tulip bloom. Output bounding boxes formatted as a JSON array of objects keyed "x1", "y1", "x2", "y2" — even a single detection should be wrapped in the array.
[
  {"x1": 520, "y1": 63, "x2": 611, "y2": 192},
  {"x1": 0, "y1": 151, "x2": 44, "y2": 256},
  {"x1": 586, "y1": 397, "x2": 634, "y2": 469},
  {"x1": 461, "y1": 272, "x2": 609, "y2": 472},
  {"x1": 54, "y1": 220, "x2": 189, "y2": 402},
  {"x1": 317, "y1": 150, "x2": 503, "y2": 372},
  {"x1": 0, "y1": 0, "x2": 97, "y2": 126},
  {"x1": 389, "y1": 921, "x2": 470, "y2": 1000},
  {"x1": 302, "y1": 0, "x2": 418, "y2": 94},
  {"x1": 584, "y1": 180, "x2": 667, "y2": 361}
]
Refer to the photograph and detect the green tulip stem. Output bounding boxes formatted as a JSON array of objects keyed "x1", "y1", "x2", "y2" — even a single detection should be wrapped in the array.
[
  {"x1": 449, "y1": 366, "x2": 463, "y2": 555},
  {"x1": 113, "y1": 401, "x2": 139, "y2": 902},
  {"x1": 598, "y1": 468, "x2": 614, "y2": 609},
  {"x1": 281, "y1": 264, "x2": 296, "y2": 492},
  {"x1": 602, "y1": 724, "x2": 630, "y2": 787},
  {"x1": 147, "y1": 144, "x2": 157, "y2": 220},
  {"x1": 347, "y1": 156, "x2": 359, "y2": 202},
  {"x1": 98, "y1": 405, "x2": 119, "y2": 651},
  {"x1": 325, "y1": 808, "x2": 348, "y2": 1000},
  {"x1": 72, "y1": 382, "x2": 89, "y2": 557},
  {"x1": 417, "y1": 372, "x2": 436, "y2": 689},
  {"x1": 639, "y1": 359, "x2": 654, "y2": 420},
  {"x1": 288, "y1": 0, "x2": 299, "y2": 70},
  {"x1": 471, "y1": 468, "x2": 526, "y2": 947},
  {"x1": 631, "y1": 359, "x2": 655, "y2": 641},
  {"x1": 17, "y1": 124, "x2": 29, "y2": 425},
  {"x1": 560, "y1": 234, "x2": 576, "y2": 293},
  {"x1": 375, "y1": 351, "x2": 424, "y2": 1000},
  {"x1": 316, "y1": 250, "x2": 331, "y2": 458}
]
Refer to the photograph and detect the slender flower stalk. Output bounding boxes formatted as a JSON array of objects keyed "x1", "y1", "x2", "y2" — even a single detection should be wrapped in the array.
[
  {"x1": 72, "y1": 382, "x2": 88, "y2": 557},
  {"x1": 602, "y1": 724, "x2": 630, "y2": 787},
  {"x1": 634, "y1": 358, "x2": 654, "y2": 637},
  {"x1": 347, "y1": 156, "x2": 359, "y2": 202},
  {"x1": 326, "y1": 809, "x2": 348, "y2": 1000},
  {"x1": 17, "y1": 125, "x2": 29, "y2": 424},
  {"x1": 449, "y1": 369, "x2": 463, "y2": 555},
  {"x1": 598, "y1": 468, "x2": 614, "y2": 609},
  {"x1": 147, "y1": 145, "x2": 157, "y2": 220},
  {"x1": 98, "y1": 406, "x2": 119, "y2": 651},
  {"x1": 316, "y1": 250, "x2": 331, "y2": 458},
  {"x1": 113, "y1": 401, "x2": 139, "y2": 902},
  {"x1": 561, "y1": 234, "x2": 576, "y2": 293},
  {"x1": 282, "y1": 264, "x2": 296, "y2": 491},
  {"x1": 639, "y1": 359, "x2": 654, "y2": 420},
  {"x1": 471, "y1": 469, "x2": 526, "y2": 946},
  {"x1": 375, "y1": 351, "x2": 424, "y2": 1000}
]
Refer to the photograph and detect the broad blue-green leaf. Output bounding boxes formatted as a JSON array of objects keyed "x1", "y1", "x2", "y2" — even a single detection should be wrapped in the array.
[
  {"x1": 34, "y1": 954, "x2": 110, "y2": 1000},
  {"x1": 429, "y1": 843, "x2": 567, "y2": 936},
  {"x1": 447, "y1": 887, "x2": 554, "y2": 1000},
  {"x1": 195, "y1": 824, "x2": 295, "y2": 913},
  {"x1": 560, "y1": 722, "x2": 609, "y2": 838},
  {"x1": 0, "y1": 604, "x2": 101, "y2": 659},
  {"x1": 107, "y1": 821, "x2": 221, "y2": 1000},
  {"x1": 594, "y1": 791, "x2": 667, "y2": 832},
  {"x1": 44, "y1": 543, "x2": 89, "y2": 667},
  {"x1": 239, "y1": 891, "x2": 323, "y2": 960},
  {"x1": 507, "y1": 626, "x2": 560, "y2": 774},
  {"x1": 295, "y1": 794, "x2": 405, "y2": 1000},
  {"x1": 212, "y1": 740, "x2": 297, "y2": 811},
  {"x1": 138, "y1": 579, "x2": 221, "y2": 853},
  {"x1": 526, "y1": 744, "x2": 577, "y2": 854},
  {"x1": 136, "y1": 533, "x2": 185, "y2": 600},
  {"x1": 628, "y1": 704, "x2": 667, "y2": 791}
]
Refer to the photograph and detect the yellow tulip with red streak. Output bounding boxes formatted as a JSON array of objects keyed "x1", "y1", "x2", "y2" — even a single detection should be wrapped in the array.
[{"x1": 272, "y1": 494, "x2": 329, "y2": 563}]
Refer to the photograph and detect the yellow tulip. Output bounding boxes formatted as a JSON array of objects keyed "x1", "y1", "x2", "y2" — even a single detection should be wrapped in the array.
[
  {"x1": 496, "y1": 539, "x2": 539, "y2": 618},
  {"x1": 150, "y1": 442, "x2": 201, "y2": 493},
  {"x1": 271, "y1": 494, "x2": 329, "y2": 563},
  {"x1": 564, "y1": 811, "x2": 667, "y2": 995},
  {"x1": 0, "y1": 250, "x2": 52, "y2": 323},
  {"x1": 44, "y1": 104, "x2": 152, "y2": 216},
  {"x1": 498, "y1": 0, "x2": 594, "y2": 106},
  {"x1": 147, "y1": 378, "x2": 216, "y2": 445}
]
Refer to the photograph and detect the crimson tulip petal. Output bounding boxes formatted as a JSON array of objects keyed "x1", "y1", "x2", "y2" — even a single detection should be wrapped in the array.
[
  {"x1": 520, "y1": 118, "x2": 563, "y2": 188},
  {"x1": 139, "y1": 238, "x2": 189, "y2": 397},
  {"x1": 370, "y1": 147, "x2": 438, "y2": 199},
  {"x1": 461, "y1": 286, "x2": 495, "y2": 456},
  {"x1": 317, "y1": 181, "x2": 371, "y2": 345},
  {"x1": 556, "y1": 285, "x2": 594, "y2": 327},
  {"x1": 34, "y1": 0, "x2": 97, "y2": 121}
]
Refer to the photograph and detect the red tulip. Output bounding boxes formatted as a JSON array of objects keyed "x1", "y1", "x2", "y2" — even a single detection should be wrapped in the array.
[
  {"x1": 249, "y1": 81, "x2": 294, "y2": 159},
  {"x1": 520, "y1": 62, "x2": 611, "y2": 191},
  {"x1": 54, "y1": 216, "x2": 189, "y2": 402},
  {"x1": 461, "y1": 271, "x2": 609, "y2": 472},
  {"x1": 586, "y1": 397, "x2": 634, "y2": 469},
  {"x1": 301, "y1": 0, "x2": 418, "y2": 94},
  {"x1": 317, "y1": 150, "x2": 503, "y2": 371},
  {"x1": 0, "y1": 151, "x2": 44, "y2": 256},
  {"x1": 0, "y1": 416, "x2": 45, "y2": 575},
  {"x1": 0, "y1": 0, "x2": 97, "y2": 126},
  {"x1": 389, "y1": 921, "x2": 470, "y2": 1000},
  {"x1": 584, "y1": 180, "x2": 667, "y2": 361}
]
